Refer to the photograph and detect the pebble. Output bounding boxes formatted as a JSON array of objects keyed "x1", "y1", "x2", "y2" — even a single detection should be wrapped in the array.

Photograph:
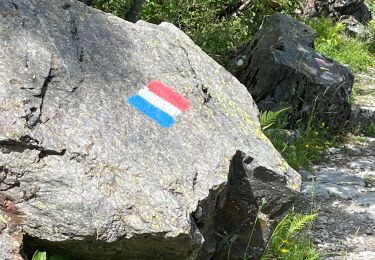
[{"x1": 328, "y1": 147, "x2": 341, "y2": 154}]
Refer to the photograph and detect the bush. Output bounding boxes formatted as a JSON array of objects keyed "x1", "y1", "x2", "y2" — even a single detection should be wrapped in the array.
[{"x1": 141, "y1": 0, "x2": 300, "y2": 64}]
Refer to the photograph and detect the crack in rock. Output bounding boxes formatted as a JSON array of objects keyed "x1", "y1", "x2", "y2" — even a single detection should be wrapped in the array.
[
  {"x1": 179, "y1": 44, "x2": 213, "y2": 105},
  {"x1": 68, "y1": 12, "x2": 85, "y2": 88},
  {"x1": 0, "y1": 137, "x2": 66, "y2": 159},
  {"x1": 24, "y1": 68, "x2": 55, "y2": 129},
  {"x1": 0, "y1": 166, "x2": 23, "y2": 191}
]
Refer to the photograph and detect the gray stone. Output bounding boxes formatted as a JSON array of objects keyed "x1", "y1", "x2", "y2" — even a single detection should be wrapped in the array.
[
  {"x1": 351, "y1": 104, "x2": 375, "y2": 127},
  {"x1": 341, "y1": 16, "x2": 371, "y2": 39},
  {"x1": 361, "y1": 171, "x2": 375, "y2": 187},
  {"x1": 0, "y1": 1, "x2": 301, "y2": 259},
  {"x1": 356, "y1": 192, "x2": 375, "y2": 222},
  {"x1": 303, "y1": 0, "x2": 372, "y2": 38},
  {"x1": 302, "y1": 182, "x2": 361, "y2": 199},
  {"x1": 316, "y1": 170, "x2": 366, "y2": 186},
  {"x1": 327, "y1": 147, "x2": 341, "y2": 154},
  {"x1": 349, "y1": 160, "x2": 374, "y2": 170},
  {"x1": 304, "y1": 0, "x2": 372, "y2": 24},
  {"x1": 351, "y1": 213, "x2": 366, "y2": 222},
  {"x1": 333, "y1": 0, "x2": 372, "y2": 24},
  {"x1": 345, "y1": 251, "x2": 375, "y2": 260},
  {"x1": 227, "y1": 13, "x2": 354, "y2": 130},
  {"x1": 356, "y1": 192, "x2": 375, "y2": 205}
]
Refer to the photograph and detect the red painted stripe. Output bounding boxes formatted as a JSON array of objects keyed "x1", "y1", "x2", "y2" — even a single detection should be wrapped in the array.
[
  {"x1": 147, "y1": 81, "x2": 190, "y2": 111},
  {"x1": 315, "y1": 58, "x2": 330, "y2": 66}
]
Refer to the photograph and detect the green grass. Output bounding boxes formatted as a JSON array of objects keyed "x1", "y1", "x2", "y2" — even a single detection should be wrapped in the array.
[
  {"x1": 260, "y1": 108, "x2": 335, "y2": 170},
  {"x1": 351, "y1": 122, "x2": 375, "y2": 137},
  {"x1": 308, "y1": 18, "x2": 375, "y2": 72},
  {"x1": 264, "y1": 123, "x2": 332, "y2": 170},
  {"x1": 367, "y1": 0, "x2": 375, "y2": 53}
]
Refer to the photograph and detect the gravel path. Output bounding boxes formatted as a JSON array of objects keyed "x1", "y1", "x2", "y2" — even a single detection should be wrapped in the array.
[
  {"x1": 296, "y1": 66, "x2": 375, "y2": 259},
  {"x1": 300, "y1": 137, "x2": 375, "y2": 259}
]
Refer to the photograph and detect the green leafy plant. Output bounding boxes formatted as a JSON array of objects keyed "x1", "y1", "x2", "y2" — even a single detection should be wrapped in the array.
[
  {"x1": 31, "y1": 251, "x2": 70, "y2": 260},
  {"x1": 262, "y1": 213, "x2": 319, "y2": 259},
  {"x1": 32, "y1": 251, "x2": 47, "y2": 260},
  {"x1": 260, "y1": 107, "x2": 290, "y2": 130}
]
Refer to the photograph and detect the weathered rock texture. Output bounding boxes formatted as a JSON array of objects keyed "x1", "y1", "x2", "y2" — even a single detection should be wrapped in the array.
[
  {"x1": 228, "y1": 13, "x2": 354, "y2": 129},
  {"x1": 303, "y1": 0, "x2": 372, "y2": 38},
  {"x1": 0, "y1": 1, "x2": 301, "y2": 259}
]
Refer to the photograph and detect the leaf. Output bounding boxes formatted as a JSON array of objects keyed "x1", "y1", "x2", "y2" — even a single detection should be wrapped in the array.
[
  {"x1": 287, "y1": 213, "x2": 317, "y2": 236},
  {"x1": 32, "y1": 251, "x2": 47, "y2": 260},
  {"x1": 260, "y1": 107, "x2": 290, "y2": 130}
]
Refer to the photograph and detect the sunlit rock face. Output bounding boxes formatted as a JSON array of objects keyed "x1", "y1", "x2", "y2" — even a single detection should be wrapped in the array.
[{"x1": 0, "y1": 1, "x2": 300, "y2": 259}]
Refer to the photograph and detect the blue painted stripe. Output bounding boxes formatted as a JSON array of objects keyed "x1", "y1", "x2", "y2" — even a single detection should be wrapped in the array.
[{"x1": 128, "y1": 95, "x2": 175, "y2": 128}]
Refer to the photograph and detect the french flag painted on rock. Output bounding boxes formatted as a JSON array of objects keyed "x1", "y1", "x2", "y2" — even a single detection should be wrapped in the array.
[{"x1": 128, "y1": 81, "x2": 190, "y2": 128}]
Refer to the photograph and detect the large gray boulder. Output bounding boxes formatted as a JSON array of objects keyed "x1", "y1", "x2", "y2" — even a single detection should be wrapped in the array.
[
  {"x1": 0, "y1": 1, "x2": 300, "y2": 259},
  {"x1": 228, "y1": 13, "x2": 354, "y2": 130}
]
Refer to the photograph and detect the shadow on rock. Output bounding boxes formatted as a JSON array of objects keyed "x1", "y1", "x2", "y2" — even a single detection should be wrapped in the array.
[{"x1": 194, "y1": 151, "x2": 297, "y2": 259}]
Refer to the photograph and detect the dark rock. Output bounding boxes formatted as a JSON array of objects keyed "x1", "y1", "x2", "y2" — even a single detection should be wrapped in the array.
[
  {"x1": 195, "y1": 151, "x2": 295, "y2": 259},
  {"x1": 78, "y1": 0, "x2": 94, "y2": 5},
  {"x1": 304, "y1": 0, "x2": 372, "y2": 24},
  {"x1": 333, "y1": 0, "x2": 363, "y2": 13},
  {"x1": 303, "y1": 0, "x2": 372, "y2": 37},
  {"x1": 227, "y1": 13, "x2": 354, "y2": 130},
  {"x1": 349, "y1": 2, "x2": 372, "y2": 25},
  {"x1": 0, "y1": 1, "x2": 301, "y2": 259},
  {"x1": 125, "y1": 0, "x2": 145, "y2": 23},
  {"x1": 340, "y1": 15, "x2": 371, "y2": 38},
  {"x1": 350, "y1": 105, "x2": 375, "y2": 127}
]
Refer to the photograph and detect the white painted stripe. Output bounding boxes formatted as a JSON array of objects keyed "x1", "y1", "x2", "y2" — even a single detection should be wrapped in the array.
[{"x1": 138, "y1": 87, "x2": 182, "y2": 117}]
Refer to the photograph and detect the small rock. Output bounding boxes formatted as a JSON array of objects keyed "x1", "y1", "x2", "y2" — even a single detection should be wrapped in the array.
[
  {"x1": 351, "y1": 214, "x2": 366, "y2": 222},
  {"x1": 350, "y1": 160, "x2": 374, "y2": 170},
  {"x1": 313, "y1": 238, "x2": 322, "y2": 244},
  {"x1": 319, "y1": 216, "x2": 328, "y2": 224},
  {"x1": 328, "y1": 147, "x2": 341, "y2": 154},
  {"x1": 317, "y1": 170, "x2": 365, "y2": 187}
]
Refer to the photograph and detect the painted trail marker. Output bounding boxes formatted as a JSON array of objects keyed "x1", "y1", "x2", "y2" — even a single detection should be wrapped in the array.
[
  {"x1": 315, "y1": 57, "x2": 332, "y2": 67},
  {"x1": 128, "y1": 81, "x2": 190, "y2": 128}
]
